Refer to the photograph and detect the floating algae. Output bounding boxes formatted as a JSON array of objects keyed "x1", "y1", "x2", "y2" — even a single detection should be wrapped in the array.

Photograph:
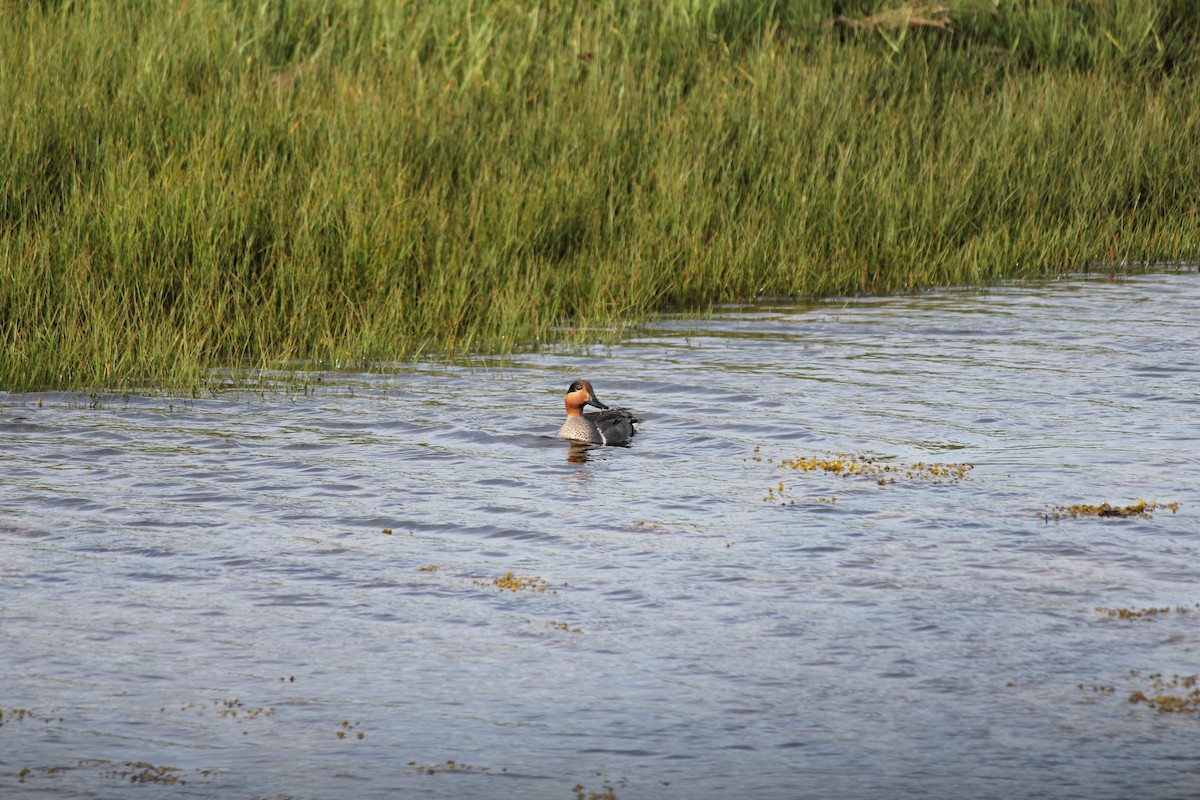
[
  {"x1": 335, "y1": 719, "x2": 365, "y2": 740},
  {"x1": 1127, "y1": 672, "x2": 1200, "y2": 714},
  {"x1": 1078, "y1": 670, "x2": 1200, "y2": 715},
  {"x1": 1094, "y1": 603, "x2": 1200, "y2": 621},
  {"x1": 574, "y1": 780, "x2": 621, "y2": 800},
  {"x1": 165, "y1": 698, "x2": 276, "y2": 721},
  {"x1": 476, "y1": 572, "x2": 551, "y2": 593},
  {"x1": 755, "y1": 448, "x2": 972, "y2": 503},
  {"x1": 0, "y1": 708, "x2": 40, "y2": 728},
  {"x1": 409, "y1": 759, "x2": 492, "y2": 775},
  {"x1": 106, "y1": 762, "x2": 185, "y2": 785},
  {"x1": 1042, "y1": 500, "x2": 1179, "y2": 521}
]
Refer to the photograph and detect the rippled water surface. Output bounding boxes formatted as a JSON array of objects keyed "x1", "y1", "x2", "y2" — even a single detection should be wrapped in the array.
[{"x1": 3, "y1": 271, "x2": 1200, "y2": 799}]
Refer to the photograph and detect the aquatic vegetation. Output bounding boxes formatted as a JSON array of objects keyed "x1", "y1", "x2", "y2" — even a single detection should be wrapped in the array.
[
  {"x1": 1043, "y1": 500, "x2": 1179, "y2": 520},
  {"x1": 1095, "y1": 603, "x2": 1200, "y2": 621},
  {"x1": 18, "y1": 760, "x2": 204, "y2": 788},
  {"x1": 1079, "y1": 671, "x2": 1200, "y2": 715},
  {"x1": 108, "y1": 762, "x2": 185, "y2": 785},
  {"x1": 216, "y1": 701, "x2": 274, "y2": 721},
  {"x1": 4, "y1": 2, "x2": 1200, "y2": 391},
  {"x1": 778, "y1": 455, "x2": 972, "y2": 483},
  {"x1": 409, "y1": 759, "x2": 491, "y2": 775},
  {"x1": 761, "y1": 451, "x2": 972, "y2": 502},
  {"x1": 335, "y1": 719, "x2": 365, "y2": 740},
  {"x1": 764, "y1": 481, "x2": 797, "y2": 505},
  {"x1": 549, "y1": 620, "x2": 583, "y2": 634},
  {"x1": 165, "y1": 698, "x2": 276, "y2": 721},
  {"x1": 0, "y1": 708, "x2": 40, "y2": 728},
  {"x1": 1128, "y1": 672, "x2": 1200, "y2": 714},
  {"x1": 574, "y1": 780, "x2": 620, "y2": 800},
  {"x1": 478, "y1": 572, "x2": 551, "y2": 593}
]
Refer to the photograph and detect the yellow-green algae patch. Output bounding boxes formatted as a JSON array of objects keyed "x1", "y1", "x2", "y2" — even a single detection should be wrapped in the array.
[
  {"x1": 335, "y1": 719, "x2": 365, "y2": 740},
  {"x1": 1042, "y1": 500, "x2": 1179, "y2": 520},
  {"x1": 1095, "y1": 603, "x2": 1200, "y2": 621},
  {"x1": 409, "y1": 759, "x2": 492, "y2": 776},
  {"x1": 1079, "y1": 671, "x2": 1200, "y2": 715},
  {"x1": 1, "y1": 708, "x2": 41, "y2": 728},
  {"x1": 16, "y1": 765, "x2": 70, "y2": 785},
  {"x1": 756, "y1": 449, "x2": 972, "y2": 503},
  {"x1": 574, "y1": 780, "x2": 621, "y2": 799},
  {"x1": 476, "y1": 572, "x2": 552, "y2": 593},
  {"x1": 1128, "y1": 672, "x2": 1200, "y2": 714},
  {"x1": 19, "y1": 759, "x2": 218, "y2": 788},
  {"x1": 110, "y1": 762, "x2": 186, "y2": 785},
  {"x1": 778, "y1": 455, "x2": 972, "y2": 483},
  {"x1": 164, "y1": 698, "x2": 276, "y2": 721}
]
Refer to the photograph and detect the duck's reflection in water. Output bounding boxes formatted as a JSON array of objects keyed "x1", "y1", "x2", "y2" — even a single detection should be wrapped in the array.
[{"x1": 566, "y1": 442, "x2": 591, "y2": 464}]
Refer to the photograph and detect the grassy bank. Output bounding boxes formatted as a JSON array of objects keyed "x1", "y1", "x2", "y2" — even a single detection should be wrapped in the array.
[{"x1": 3, "y1": 1, "x2": 1199, "y2": 392}]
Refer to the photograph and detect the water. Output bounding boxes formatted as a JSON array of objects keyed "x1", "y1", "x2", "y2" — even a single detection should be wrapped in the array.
[{"x1": 3, "y1": 270, "x2": 1199, "y2": 799}]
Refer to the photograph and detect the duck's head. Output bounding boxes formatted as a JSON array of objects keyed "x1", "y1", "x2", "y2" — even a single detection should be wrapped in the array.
[{"x1": 565, "y1": 379, "x2": 610, "y2": 416}]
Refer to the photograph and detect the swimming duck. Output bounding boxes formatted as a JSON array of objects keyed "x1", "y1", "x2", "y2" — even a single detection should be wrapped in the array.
[{"x1": 556, "y1": 380, "x2": 640, "y2": 446}]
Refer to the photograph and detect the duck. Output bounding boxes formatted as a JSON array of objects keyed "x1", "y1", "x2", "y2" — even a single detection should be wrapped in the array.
[{"x1": 556, "y1": 380, "x2": 641, "y2": 446}]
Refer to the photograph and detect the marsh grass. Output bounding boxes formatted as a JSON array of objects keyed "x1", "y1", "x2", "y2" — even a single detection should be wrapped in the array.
[{"x1": 3, "y1": 1, "x2": 1199, "y2": 391}]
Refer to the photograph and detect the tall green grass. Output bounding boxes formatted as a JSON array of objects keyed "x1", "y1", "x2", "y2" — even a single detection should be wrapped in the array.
[{"x1": 3, "y1": 1, "x2": 1199, "y2": 391}]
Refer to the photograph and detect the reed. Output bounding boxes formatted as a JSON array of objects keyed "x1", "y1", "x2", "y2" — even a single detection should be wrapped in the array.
[{"x1": 3, "y1": 1, "x2": 1199, "y2": 392}]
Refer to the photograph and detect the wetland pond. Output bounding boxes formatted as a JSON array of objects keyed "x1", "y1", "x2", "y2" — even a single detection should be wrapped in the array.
[{"x1": 3, "y1": 270, "x2": 1200, "y2": 799}]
